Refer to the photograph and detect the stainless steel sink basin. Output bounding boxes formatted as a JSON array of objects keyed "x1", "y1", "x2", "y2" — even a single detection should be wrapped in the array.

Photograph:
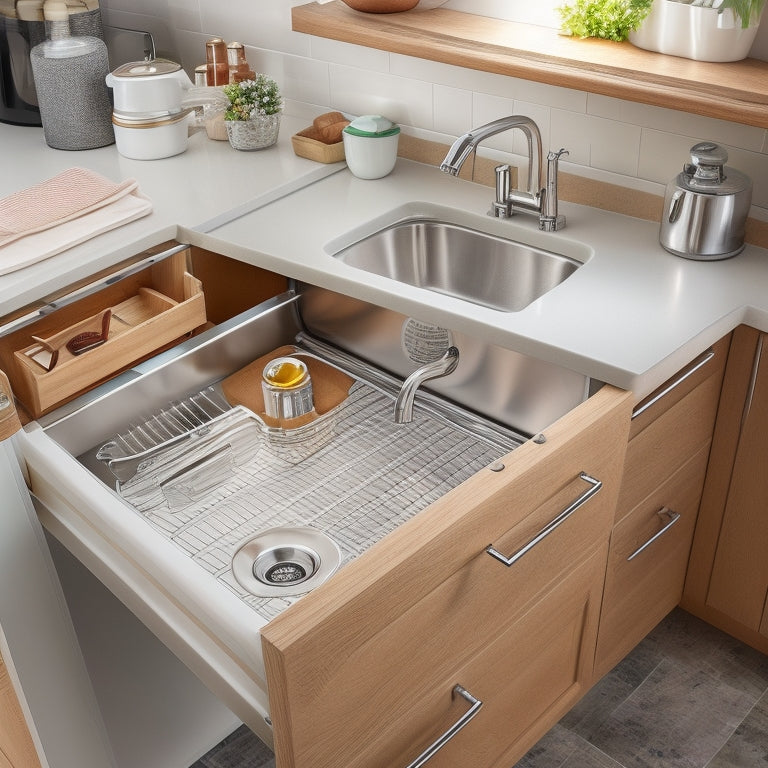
[{"x1": 332, "y1": 218, "x2": 583, "y2": 312}]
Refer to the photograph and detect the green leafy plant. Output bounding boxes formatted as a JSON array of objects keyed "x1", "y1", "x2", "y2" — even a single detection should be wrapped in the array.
[
  {"x1": 558, "y1": 0, "x2": 653, "y2": 41},
  {"x1": 223, "y1": 74, "x2": 283, "y2": 121},
  {"x1": 719, "y1": 0, "x2": 766, "y2": 29}
]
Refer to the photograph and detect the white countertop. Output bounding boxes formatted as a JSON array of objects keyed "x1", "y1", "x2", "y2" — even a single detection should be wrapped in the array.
[{"x1": 2, "y1": 116, "x2": 767, "y2": 400}]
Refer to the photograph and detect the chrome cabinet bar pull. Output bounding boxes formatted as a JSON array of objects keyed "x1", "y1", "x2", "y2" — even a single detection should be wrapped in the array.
[
  {"x1": 632, "y1": 349, "x2": 715, "y2": 420},
  {"x1": 486, "y1": 472, "x2": 602, "y2": 567},
  {"x1": 404, "y1": 685, "x2": 482, "y2": 768},
  {"x1": 741, "y1": 334, "x2": 763, "y2": 429},
  {"x1": 626, "y1": 507, "x2": 681, "y2": 561}
]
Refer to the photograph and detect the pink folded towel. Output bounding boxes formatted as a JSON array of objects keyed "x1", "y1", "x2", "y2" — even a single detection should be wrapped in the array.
[
  {"x1": 0, "y1": 167, "x2": 153, "y2": 276},
  {"x1": 0, "y1": 167, "x2": 141, "y2": 247}
]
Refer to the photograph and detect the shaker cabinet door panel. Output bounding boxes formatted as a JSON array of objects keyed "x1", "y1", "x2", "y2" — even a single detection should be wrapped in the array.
[
  {"x1": 683, "y1": 327, "x2": 768, "y2": 654},
  {"x1": 705, "y1": 332, "x2": 768, "y2": 631},
  {"x1": 261, "y1": 385, "x2": 632, "y2": 768}
]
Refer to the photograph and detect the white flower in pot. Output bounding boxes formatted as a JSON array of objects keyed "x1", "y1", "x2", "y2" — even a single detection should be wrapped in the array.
[{"x1": 223, "y1": 74, "x2": 284, "y2": 151}]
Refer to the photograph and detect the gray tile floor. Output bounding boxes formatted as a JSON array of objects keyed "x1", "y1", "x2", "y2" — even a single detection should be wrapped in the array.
[{"x1": 191, "y1": 608, "x2": 768, "y2": 768}]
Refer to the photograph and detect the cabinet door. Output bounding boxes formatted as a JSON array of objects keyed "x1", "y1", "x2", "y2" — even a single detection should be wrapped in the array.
[
  {"x1": 261, "y1": 385, "x2": 632, "y2": 768},
  {"x1": 683, "y1": 327, "x2": 768, "y2": 653},
  {"x1": 704, "y1": 332, "x2": 768, "y2": 634}
]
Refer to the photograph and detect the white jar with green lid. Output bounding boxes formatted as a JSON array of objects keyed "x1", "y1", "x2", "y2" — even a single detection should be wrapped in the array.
[{"x1": 342, "y1": 115, "x2": 400, "y2": 179}]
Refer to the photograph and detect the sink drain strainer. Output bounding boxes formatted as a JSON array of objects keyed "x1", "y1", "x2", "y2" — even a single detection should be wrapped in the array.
[{"x1": 232, "y1": 527, "x2": 341, "y2": 597}]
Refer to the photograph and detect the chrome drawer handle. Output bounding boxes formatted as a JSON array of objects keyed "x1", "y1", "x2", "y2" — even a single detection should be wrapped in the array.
[
  {"x1": 486, "y1": 472, "x2": 602, "y2": 567},
  {"x1": 404, "y1": 685, "x2": 482, "y2": 768},
  {"x1": 632, "y1": 348, "x2": 715, "y2": 420},
  {"x1": 626, "y1": 507, "x2": 681, "y2": 561}
]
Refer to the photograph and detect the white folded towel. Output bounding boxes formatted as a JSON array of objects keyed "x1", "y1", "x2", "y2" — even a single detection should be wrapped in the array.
[{"x1": 0, "y1": 167, "x2": 153, "y2": 275}]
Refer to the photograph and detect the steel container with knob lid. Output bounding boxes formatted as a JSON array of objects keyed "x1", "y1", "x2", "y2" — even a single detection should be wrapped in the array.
[{"x1": 659, "y1": 141, "x2": 752, "y2": 261}]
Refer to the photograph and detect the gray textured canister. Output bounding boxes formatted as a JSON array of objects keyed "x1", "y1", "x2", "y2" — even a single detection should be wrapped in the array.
[{"x1": 30, "y1": 0, "x2": 113, "y2": 150}]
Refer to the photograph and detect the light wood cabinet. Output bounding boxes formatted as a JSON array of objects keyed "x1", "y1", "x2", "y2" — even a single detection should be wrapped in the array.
[
  {"x1": 594, "y1": 338, "x2": 729, "y2": 678},
  {"x1": 683, "y1": 327, "x2": 768, "y2": 654},
  {"x1": 262, "y1": 384, "x2": 633, "y2": 768},
  {"x1": 0, "y1": 649, "x2": 41, "y2": 768}
]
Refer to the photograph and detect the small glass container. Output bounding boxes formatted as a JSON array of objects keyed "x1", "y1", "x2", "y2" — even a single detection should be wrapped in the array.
[
  {"x1": 205, "y1": 37, "x2": 228, "y2": 86},
  {"x1": 262, "y1": 357, "x2": 315, "y2": 421},
  {"x1": 226, "y1": 41, "x2": 255, "y2": 83}
]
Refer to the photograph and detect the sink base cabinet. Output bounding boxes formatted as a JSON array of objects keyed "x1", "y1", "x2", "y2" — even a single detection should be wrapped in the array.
[
  {"x1": 683, "y1": 327, "x2": 768, "y2": 654},
  {"x1": 262, "y1": 384, "x2": 633, "y2": 768}
]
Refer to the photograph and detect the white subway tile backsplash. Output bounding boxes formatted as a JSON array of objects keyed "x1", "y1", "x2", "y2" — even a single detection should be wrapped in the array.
[
  {"x1": 390, "y1": 55, "x2": 586, "y2": 113},
  {"x1": 101, "y1": 9, "x2": 183, "y2": 64},
  {"x1": 309, "y1": 37, "x2": 390, "y2": 72},
  {"x1": 588, "y1": 94, "x2": 765, "y2": 152},
  {"x1": 589, "y1": 118, "x2": 641, "y2": 177},
  {"x1": 433, "y1": 86, "x2": 473, "y2": 137},
  {"x1": 101, "y1": 0, "x2": 197, "y2": 28},
  {"x1": 329, "y1": 64, "x2": 433, "y2": 127},
  {"x1": 551, "y1": 109, "x2": 592, "y2": 166},
  {"x1": 445, "y1": 0, "x2": 560, "y2": 27},
  {"x1": 248, "y1": 51, "x2": 331, "y2": 109}
]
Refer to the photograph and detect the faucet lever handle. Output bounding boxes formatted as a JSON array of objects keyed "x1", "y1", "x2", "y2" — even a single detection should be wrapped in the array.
[
  {"x1": 540, "y1": 148, "x2": 569, "y2": 232},
  {"x1": 492, "y1": 164, "x2": 513, "y2": 218},
  {"x1": 547, "y1": 147, "x2": 569, "y2": 163}
]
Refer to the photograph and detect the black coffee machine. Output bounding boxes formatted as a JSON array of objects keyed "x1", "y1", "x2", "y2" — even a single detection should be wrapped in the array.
[{"x1": 1, "y1": 1, "x2": 104, "y2": 126}]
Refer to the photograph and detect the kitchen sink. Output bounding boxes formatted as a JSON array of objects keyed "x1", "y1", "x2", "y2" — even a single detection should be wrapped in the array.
[{"x1": 332, "y1": 218, "x2": 584, "y2": 312}]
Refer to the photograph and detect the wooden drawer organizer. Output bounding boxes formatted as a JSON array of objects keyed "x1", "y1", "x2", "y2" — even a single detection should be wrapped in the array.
[{"x1": 5, "y1": 249, "x2": 206, "y2": 418}]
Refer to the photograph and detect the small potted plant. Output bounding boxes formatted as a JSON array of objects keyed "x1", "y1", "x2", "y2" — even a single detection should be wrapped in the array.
[
  {"x1": 558, "y1": 0, "x2": 653, "y2": 42},
  {"x1": 223, "y1": 74, "x2": 284, "y2": 151}
]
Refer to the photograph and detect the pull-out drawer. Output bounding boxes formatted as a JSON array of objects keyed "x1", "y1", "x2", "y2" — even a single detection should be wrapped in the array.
[
  {"x1": 262, "y1": 384, "x2": 632, "y2": 768},
  {"x1": 396, "y1": 546, "x2": 608, "y2": 768},
  {"x1": 616, "y1": 338, "x2": 728, "y2": 523}
]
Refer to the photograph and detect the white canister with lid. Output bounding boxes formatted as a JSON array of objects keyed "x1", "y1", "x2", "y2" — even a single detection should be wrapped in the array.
[{"x1": 342, "y1": 115, "x2": 400, "y2": 179}]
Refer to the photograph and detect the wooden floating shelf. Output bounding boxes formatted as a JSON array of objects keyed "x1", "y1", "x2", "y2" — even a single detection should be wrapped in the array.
[{"x1": 292, "y1": 1, "x2": 768, "y2": 129}]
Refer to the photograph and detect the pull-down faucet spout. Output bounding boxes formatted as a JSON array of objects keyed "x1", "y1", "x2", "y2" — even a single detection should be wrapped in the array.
[
  {"x1": 440, "y1": 115, "x2": 568, "y2": 231},
  {"x1": 440, "y1": 115, "x2": 542, "y2": 201},
  {"x1": 394, "y1": 346, "x2": 459, "y2": 424}
]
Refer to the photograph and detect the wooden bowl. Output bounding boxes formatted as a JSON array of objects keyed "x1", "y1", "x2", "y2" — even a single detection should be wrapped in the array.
[{"x1": 340, "y1": 0, "x2": 419, "y2": 12}]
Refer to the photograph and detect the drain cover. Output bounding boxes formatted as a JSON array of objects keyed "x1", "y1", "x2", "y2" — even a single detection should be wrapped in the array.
[
  {"x1": 265, "y1": 562, "x2": 307, "y2": 583},
  {"x1": 253, "y1": 545, "x2": 317, "y2": 587},
  {"x1": 232, "y1": 527, "x2": 342, "y2": 598}
]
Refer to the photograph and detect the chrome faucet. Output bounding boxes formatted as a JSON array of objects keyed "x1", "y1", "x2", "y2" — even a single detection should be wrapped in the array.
[
  {"x1": 394, "y1": 346, "x2": 459, "y2": 424},
  {"x1": 440, "y1": 116, "x2": 569, "y2": 231}
]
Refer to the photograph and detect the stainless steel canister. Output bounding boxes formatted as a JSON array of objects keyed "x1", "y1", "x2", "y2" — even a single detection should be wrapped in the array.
[{"x1": 659, "y1": 142, "x2": 752, "y2": 261}]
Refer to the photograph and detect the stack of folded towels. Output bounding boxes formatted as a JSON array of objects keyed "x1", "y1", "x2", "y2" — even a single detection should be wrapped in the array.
[{"x1": 0, "y1": 167, "x2": 152, "y2": 276}]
